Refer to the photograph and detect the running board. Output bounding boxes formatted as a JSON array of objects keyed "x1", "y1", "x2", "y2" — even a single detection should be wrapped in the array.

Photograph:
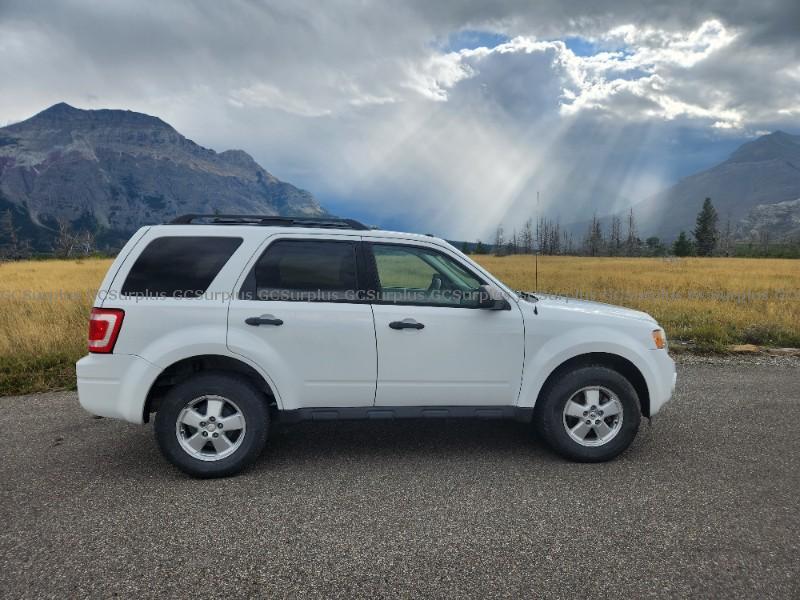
[{"x1": 279, "y1": 406, "x2": 534, "y2": 424}]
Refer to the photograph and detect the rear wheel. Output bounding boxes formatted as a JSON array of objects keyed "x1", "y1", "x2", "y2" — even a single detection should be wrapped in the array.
[
  {"x1": 154, "y1": 372, "x2": 269, "y2": 478},
  {"x1": 537, "y1": 365, "x2": 641, "y2": 462}
]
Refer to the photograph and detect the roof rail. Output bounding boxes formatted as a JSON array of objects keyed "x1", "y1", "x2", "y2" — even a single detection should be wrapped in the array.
[{"x1": 169, "y1": 214, "x2": 370, "y2": 230}]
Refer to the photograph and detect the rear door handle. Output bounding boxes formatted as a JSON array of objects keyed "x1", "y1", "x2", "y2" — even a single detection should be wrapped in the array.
[
  {"x1": 389, "y1": 319, "x2": 424, "y2": 330},
  {"x1": 245, "y1": 314, "x2": 284, "y2": 326}
]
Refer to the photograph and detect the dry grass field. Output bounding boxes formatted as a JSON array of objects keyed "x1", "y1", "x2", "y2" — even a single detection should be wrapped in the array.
[
  {"x1": 0, "y1": 255, "x2": 798, "y2": 396},
  {"x1": 0, "y1": 258, "x2": 112, "y2": 396}
]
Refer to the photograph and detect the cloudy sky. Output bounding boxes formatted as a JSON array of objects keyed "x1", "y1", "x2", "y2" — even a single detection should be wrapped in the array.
[{"x1": 1, "y1": 0, "x2": 798, "y2": 238}]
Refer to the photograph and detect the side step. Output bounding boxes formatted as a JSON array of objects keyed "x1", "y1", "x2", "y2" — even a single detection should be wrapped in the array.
[{"x1": 279, "y1": 405, "x2": 534, "y2": 424}]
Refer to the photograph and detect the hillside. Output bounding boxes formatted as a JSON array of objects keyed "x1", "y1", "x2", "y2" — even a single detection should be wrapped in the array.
[
  {"x1": 0, "y1": 103, "x2": 325, "y2": 250},
  {"x1": 737, "y1": 198, "x2": 800, "y2": 243}
]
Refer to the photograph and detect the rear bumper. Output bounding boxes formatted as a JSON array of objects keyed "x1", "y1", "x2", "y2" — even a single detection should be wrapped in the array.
[
  {"x1": 648, "y1": 351, "x2": 677, "y2": 416},
  {"x1": 76, "y1": 353, "x2": 161, "y2": 424}
]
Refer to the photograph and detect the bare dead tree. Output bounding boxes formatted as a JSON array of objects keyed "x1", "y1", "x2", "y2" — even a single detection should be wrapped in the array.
[
  {"x1": 609, "y1": 215, "x2": 622, "y2": 256},
  {"x1": 54, "y1": 219, "x2": 78, "y2": 258},
  {"x1": 625, "y1": 208, "x2": 639, "y2": 256}
]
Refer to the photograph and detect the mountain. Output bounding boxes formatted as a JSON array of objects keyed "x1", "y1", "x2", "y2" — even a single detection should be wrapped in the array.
[
  {"x1": 636, "y1": 131, "x2": 800, "y2": 240},
  {"x1": 0, "y1": 103, "x2": 325, "y2": 250}
]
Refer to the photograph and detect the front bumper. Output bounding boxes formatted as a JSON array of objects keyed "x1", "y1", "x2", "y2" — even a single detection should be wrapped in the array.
[
  {"x1": 648, "y1": 350, "x2": 677, "y2": 416},
  {"x1": 76, "y1": 353, "x2": 162, "y2": 424}
]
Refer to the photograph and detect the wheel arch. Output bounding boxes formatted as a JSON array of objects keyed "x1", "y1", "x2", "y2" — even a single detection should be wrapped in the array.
[
  {"x1": 143, "y1": 354, "x2": 278, "y2": 423},
  {"x1": 533, "y1": 352, "x2": 651, "y2": 418}
]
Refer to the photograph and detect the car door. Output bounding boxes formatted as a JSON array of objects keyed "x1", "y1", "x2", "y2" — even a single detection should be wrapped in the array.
[
  {"x1": 227, "y1": 234, "x2": 377, "y2": 409},
  {"x1": 367, "y1": 241, "x2": 525, "y2": 407}
]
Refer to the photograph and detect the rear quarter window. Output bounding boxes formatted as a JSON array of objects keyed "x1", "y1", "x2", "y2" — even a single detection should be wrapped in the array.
[{"x1": 121, "y1": 236, "x2": 242, "y2": 298}]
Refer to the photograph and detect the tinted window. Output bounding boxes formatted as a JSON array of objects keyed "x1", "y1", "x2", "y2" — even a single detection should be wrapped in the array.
[
  {"x1": 372, "y1": 244, "x2": 483, "y2": 306},
  {"x1": 121, "y1": 236, "x2": 242, "y2": 298},
  {"x1": 242, "y1": 239, "x2": 359, "y2": 302}
]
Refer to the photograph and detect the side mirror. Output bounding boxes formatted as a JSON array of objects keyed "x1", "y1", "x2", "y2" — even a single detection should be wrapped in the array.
[{"x1": 477, "y1": 284, "x2": 511, "y2": 310}]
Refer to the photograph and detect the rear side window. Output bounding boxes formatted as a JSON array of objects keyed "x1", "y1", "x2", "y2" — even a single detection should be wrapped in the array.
[
  {"x1": 240, "y1": 239, "x2": 359, "y2": 302},
  {"x1": 121, "y1": 236, "x2": 242, "y2": 298}
]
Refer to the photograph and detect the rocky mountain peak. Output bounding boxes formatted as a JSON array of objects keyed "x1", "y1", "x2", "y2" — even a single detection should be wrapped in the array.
[
  {"x1": 0, "y1": 103, "x2": 326, "y2": 250},
  {"x1": 10, "y1": 102, "x2": 173, "y2": 132}
]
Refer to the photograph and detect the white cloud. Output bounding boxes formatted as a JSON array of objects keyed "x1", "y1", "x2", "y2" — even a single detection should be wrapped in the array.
[
  {"x1": 0, "y1": 1, "x2": 797, "y2": 238},
  {"x1": 229, "y1": 83, "x2": 332, "y2": 117}
]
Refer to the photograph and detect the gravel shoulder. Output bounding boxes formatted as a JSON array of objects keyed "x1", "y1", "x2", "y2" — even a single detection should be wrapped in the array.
[{"x1": 1, "y1": 358, "x2": 799, "y2": 598}]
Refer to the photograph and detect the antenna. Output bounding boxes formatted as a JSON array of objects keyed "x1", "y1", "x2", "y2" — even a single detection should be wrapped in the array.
[{"x1": 535, "y1": 191, "x2": 540, "y2": 292}]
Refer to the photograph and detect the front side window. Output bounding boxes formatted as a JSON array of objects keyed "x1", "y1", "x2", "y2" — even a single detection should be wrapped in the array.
[
  {"x1": 371, "y1": 244, "x2": 483, "y2": 306},
  {"x1": 241, "y1": 239, "x2": 359, "y2": 302},
  {"x1": 121, "y1": 236, "x2": 242, "y2": 298}
]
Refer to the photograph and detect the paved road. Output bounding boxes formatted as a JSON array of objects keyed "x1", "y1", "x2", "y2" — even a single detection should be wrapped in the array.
[{"x1": 1, "y1": 359, "x2": 799, "y2": 599}]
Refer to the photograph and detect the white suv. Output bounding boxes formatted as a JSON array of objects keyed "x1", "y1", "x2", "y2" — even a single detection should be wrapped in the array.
[{"x1": 77, "y1": 215, "x2": 676, "y2": 477}]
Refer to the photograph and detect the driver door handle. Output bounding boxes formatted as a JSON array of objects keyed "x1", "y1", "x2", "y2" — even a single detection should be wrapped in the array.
[
  {"x1": 245, "y1": 314, "x2": 284, "y2": 326},
  {"x1": 389, "y1": 319, "x2": 424, "y2": 330}
]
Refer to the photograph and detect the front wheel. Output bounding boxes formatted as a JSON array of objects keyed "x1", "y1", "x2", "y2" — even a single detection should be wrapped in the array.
[
  {"x1": 154, "y1": 372, "x2": 269, "y2": 478},
  {"x1": 537, "y1": 366, "x2": 641, "y2": 462}
]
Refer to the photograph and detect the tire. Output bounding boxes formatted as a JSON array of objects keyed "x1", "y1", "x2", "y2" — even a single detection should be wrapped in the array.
[
  {"x1": 536, "y1": 365, "x2": 641, "y2": 462},
  {"x1": 154, "y1": 372, "x2": 269, "y2": 478}
]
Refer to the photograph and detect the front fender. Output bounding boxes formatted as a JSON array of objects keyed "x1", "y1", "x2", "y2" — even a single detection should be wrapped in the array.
[{"x1": 518, "y1": 325, "x2": 660, "y2": 409}]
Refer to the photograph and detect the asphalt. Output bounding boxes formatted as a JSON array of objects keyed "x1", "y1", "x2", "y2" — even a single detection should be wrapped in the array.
[{"x1": 1, "y1": 358, "x2": 799, "y2": 599}]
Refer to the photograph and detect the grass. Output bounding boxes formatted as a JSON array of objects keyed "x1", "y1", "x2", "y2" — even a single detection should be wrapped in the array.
[
  {"x1": 0, "y1": 255, "x2": 798, "y2": 396},
  {"x1": 473, "y1": 255, "x2": 800, "y2": 352},
  {"x1": 0, "y1": 258, "x2": 112, "y2": 396}
]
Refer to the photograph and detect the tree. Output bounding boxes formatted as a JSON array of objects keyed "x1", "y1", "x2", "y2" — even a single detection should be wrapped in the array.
[
  {"x1": 77, "y1": 230, "x2": 96, "y2": 256},
  {"x1": 474, "y1": 240, "x2": 486, "y2": 254},
  {"x1": 609, "y1": 215, "x2": 622, "y2": 256},
  {"x1": 693, "y1": 197, "x2": 719, "y2": 257},
  {"x1": 521, "y1": 219, "x2": 534, "y2": 254},
  {"x1": 507, "y1": 229, "x2": 519, "y2": 255},
  {"x1": 0, "y1": 209, "x2": 19, "y2": 258},
  {"x1": 54, "y1": 219, "x2": 78, "y2": 257},
  {"x1": 759, "y1": 229, "x2": 771, "y2": 255},
  {"x1": 562, "y1": 229, "x2": 574, "y2": 255},
  {"x1": 720, "y1": 214, "x2": 733, "y2": 257},
  {"x1": 645, "y1": 236, "x2": 666, "y2": 257},
  {"x1": 673, "y1": 231, "x2": 694, "y2": 256},
  {"x1": 460, "y1": 241, "x2": 470, "y2": 254},
  {"x1": 493, "y1": 225, "x2": 505, "y2": 256},
  {"x1": 584, "y1": 213, "x2": 604, "y2": 257},
  {"x1": 625, "y1": 208, "x2": 639, "y2": 256}
]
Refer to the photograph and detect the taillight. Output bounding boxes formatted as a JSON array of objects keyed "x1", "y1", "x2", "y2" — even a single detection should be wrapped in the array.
[{"x1": 88, "y1": 308, "x2": 125, "y2": 353}]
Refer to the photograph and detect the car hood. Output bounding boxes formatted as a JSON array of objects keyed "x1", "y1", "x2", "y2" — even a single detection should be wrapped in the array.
[{"x1": 525, "y1": 293, "x2": 656, "y2": 324}]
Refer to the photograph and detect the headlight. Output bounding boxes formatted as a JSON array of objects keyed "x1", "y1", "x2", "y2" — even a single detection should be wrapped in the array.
[{"x1": 651, "y1": 329, "x2": 667, "y2": 350}]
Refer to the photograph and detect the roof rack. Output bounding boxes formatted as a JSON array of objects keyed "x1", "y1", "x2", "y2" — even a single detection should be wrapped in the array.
[{"x1": 169, "y1": 214, "x2": 370, "y2": 230}]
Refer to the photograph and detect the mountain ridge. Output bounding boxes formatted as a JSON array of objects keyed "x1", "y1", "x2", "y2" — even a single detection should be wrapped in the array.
[
  {"x1": 636, "y1": 130, "x2": 800, "y2": 240},
  {"x1": 0, "y1": 103, "x2": 325, "y2": 250}
]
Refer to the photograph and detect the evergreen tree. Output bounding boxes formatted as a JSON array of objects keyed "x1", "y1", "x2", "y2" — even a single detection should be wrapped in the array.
[
  {"x1": 474, "y1": 240, "x2": 486, "y2": 254},
  {"x1": 0, "y1": 209, "x2": 18, "y2": 255},
  {"x1": 460, "y1": 241, "x2": 470, "y2": 254},
  {"x1": 693, "y1": 197, "x2": 719, "y2": 257},
  {"x1": 673, "y1": 231, "x2": 694, "y2": 256},
  {"x1": 0, "y1": 209, "x2": 30, "y2": 259}
]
